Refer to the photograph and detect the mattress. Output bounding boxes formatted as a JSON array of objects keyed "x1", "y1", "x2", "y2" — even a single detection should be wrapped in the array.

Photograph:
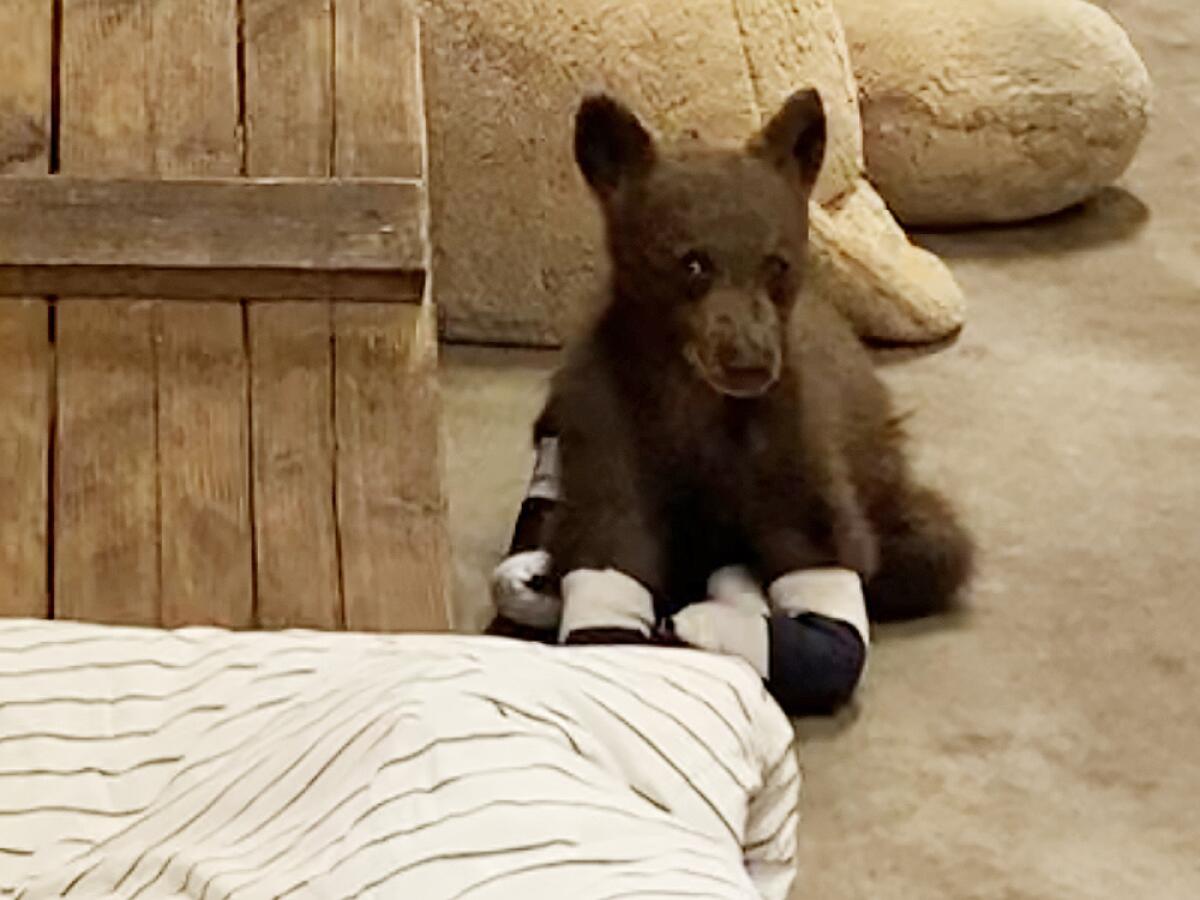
[{"x1": 0, "y1": 620, "x2": 800, "y2": 899}]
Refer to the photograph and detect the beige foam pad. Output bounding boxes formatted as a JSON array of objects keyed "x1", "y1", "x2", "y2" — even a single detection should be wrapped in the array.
[{"x1": 836, "y1": 0, "x2": 1152, "y2": 226}]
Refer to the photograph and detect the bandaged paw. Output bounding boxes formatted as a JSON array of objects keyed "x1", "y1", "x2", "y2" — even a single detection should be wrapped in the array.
[
  {"x1": 769, "y1": 568, "x2": 870, "y2": 645},
  {"x1": 490, "y1": 550, "x2": 561, "y2": 629},
  {"x1": 670, "y1": 600, "x2": 770, "y2": 678},
  {"x1": 707, "y1": 566, "x2": 770, "y2": 615},
  {"x1": 558, "y1": 569, "x2": 656, "y2": 643}
]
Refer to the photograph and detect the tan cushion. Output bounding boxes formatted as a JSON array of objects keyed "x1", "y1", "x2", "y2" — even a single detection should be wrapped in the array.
[{"x1": 837, "y1": 0, "x2": 1152, "y2": 226}]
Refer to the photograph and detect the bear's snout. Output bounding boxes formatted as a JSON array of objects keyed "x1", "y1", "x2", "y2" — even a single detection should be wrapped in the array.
[
  {"x1": 685, "y1": 292, "x2": 783, "y2": 399},
  {"x1": 713, "y1": 341, "x2": 779, "y2": 396}
]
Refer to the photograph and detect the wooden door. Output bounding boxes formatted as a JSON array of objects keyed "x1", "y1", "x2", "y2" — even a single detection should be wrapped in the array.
[{"x1": 0, "y1": 0, "x2": 451, "y2": 633}]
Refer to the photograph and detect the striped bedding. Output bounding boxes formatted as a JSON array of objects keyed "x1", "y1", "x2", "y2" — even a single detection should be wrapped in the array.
[{"x1": 0, "y1": 619, "x2": 800, "y2": 899}]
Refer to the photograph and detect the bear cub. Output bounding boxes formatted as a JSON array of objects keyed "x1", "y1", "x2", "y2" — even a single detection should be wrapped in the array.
[{"x1": 540, "y1": 88, "x2": 973, "y2": 626}]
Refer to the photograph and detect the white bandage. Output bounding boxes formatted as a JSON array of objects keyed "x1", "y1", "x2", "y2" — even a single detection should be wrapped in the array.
[
  {"x1": 671, "y1": 600, "x2": 770, "y2": 678},
  {"x1": 707, "y1": 566, "x2": 770, "y2": 615},
  {"x1": 490, "y1": 550, "x2": 560, "y2": 629},
  {"x1": 558, "y1": 568, "x2": 655, "y2": 643},
  {"x1": 768, "y1": 568, "x2": 870, "y2": 645}
]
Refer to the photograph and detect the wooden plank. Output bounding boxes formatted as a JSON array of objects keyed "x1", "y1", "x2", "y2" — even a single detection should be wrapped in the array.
[
  {"x1": 0, "y1": 265, "x2": 424, "y2": 303},
  {"x1": 334, "y1": 1, "x2": 451, "y2": 632},
  {"x1": 57, "y1": 0, "x2": 158, "y2": 623},
  {"x1": 245, "y1": 0, "x2": 342, "y2": 629},
  {"x1": 334, "y1": 300, "x2": 450, "y2": 632},
  {"x1": 0, "y1": 177, "x2": 425, "y2": 275},
  {"x1": 59, "y1": 1, "x2": 153, "y2": 176},
  {"x1": 243, "y1": 0, "x2": 334, "y2": 178},
  {"x1": 56, "y1": 0, "x2": 252, "y2": 626},
  {"x1": 0, "y1": 301, "x2": 50, "y2": 619},
  {"x1": 55, "y1": 303, "x2": 159, "y2": 624},
  {"x1": 158, "y1": 302, "x2": 253, "y2": 629},
  {"x1": 0, "y1": 0, "x2": 50, "y2": 618},
  {"x1": 151, "y1": 0, "x2": 252, "y2": 628},
  {"x1": 0, "y1": 0, "x2": 51, "y2": 177},
  {"x1": 334, "y1": 2, "x2": 424, "y2": 180},
  {"x1": 248, "y1": 303, "x2": 341, "y2": 628}
]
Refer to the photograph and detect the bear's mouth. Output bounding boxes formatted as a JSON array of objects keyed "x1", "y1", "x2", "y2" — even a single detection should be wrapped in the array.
[
  {"x1": 710, "y1": 365, "x2": 779, "y2": 398},
  {"x1": 686, "y1": 345, "x2": 780, "y2": 398}
]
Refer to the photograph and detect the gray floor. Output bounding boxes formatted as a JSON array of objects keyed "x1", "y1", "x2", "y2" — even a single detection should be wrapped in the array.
[{"x1": 441, "y1": 1, "x2": 1199, "y2": 895}]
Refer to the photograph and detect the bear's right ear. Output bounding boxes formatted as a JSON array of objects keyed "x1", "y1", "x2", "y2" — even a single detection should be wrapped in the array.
[
  {"x1": 574, "y1": 95, "x2": 655, "y2": 199},
  {"x1": 749, "y1": 88, "x2": 826, "y2": 196}
]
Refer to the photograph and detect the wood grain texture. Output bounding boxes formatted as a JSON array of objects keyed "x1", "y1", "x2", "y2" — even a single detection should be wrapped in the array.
[
  {"x1": 244, "y1": 0, "x2": 334, "y2": 178},
  {"x1": 158, "y1": 302, "x2": 253, "y2": 628},
  {"x1": 0, "y1": 0, "x2": 50, "y2": 618},
  {"x1": 55, "y1": 302, "x2": 159, "y2": 624},
  {"x1": 335, "y1": 0, "x2": 424, "y2": 180},
  {"x1": 134, "y1": 0, "x2": 251, "y2": 628},
  {"x1": 57, "y1": 0, "x2": 253, "y2": 625},
  {"x1": 0, "y1": 177, "x2": 425, "y2": 274},
  {"x1": 0, "y1": 302, "x2": 50, "y2": 618},
  {"x1": 57, "y1": 0, "x2": 158, "y2": 623},
  {"x1": 0, "y1": 0, "x2": 51, "y2": 177},
  {"x1": 59, "y1": 1, "x2": 152, "y2": 177},
  {"x1": 335, "y1": 300, "x2": 450, "y2": 632},
  {"x1": 245, "y1": 0, "x2": 342, "y2": 629},
  {"x1": 248, "y1": 303, "x2": 341, "y2": 628},
  {"x1": 335, "y1": 1, "x2": 451, "y2": 632}
]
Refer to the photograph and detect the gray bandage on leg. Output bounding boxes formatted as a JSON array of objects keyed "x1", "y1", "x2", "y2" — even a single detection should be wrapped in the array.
[
  {"x1": 768, "y1": 568, "x2": 870, "y2": 645},
  {"x1": 528, "y1": 436, "x2": 561, "y2": 501},
  {"x1": 558, "y1": 569, "x2": 656, "y2": 643}
]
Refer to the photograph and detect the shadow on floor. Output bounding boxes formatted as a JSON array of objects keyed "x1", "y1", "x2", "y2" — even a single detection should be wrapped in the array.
[{"x1": 911, "y1": 186, "x2": 1151, "y2": 261}]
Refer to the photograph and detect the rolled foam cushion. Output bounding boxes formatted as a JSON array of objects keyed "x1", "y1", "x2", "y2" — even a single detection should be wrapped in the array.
[{"x1": 836, "y1": 0, "x2": 1152, "y2": 226}]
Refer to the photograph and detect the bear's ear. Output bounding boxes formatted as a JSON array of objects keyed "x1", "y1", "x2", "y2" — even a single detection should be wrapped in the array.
[
  {"x1": 749, "y1": 88, "x2": 826, "y2": 195},
  {"x1": 574, "y1": 94, "x2": 656, "y2": 198}
]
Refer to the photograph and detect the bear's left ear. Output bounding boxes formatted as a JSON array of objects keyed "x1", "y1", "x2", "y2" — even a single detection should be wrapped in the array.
[{"x1": 749, "y1": 88, "x2": 826, "y2": 195}]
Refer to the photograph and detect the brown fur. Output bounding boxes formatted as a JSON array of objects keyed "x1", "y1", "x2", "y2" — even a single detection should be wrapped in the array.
[{"x1": 540, "y1": 90, "x2": 972, "y2": 622}]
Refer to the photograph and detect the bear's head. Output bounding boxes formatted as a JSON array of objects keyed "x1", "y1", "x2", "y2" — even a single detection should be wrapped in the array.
[{"x1": 575, "y1": 89, "x2": 826, "y2": 399}]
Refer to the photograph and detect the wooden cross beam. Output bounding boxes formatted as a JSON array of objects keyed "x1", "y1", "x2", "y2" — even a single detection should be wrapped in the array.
[{"x1": 0, "y1": 177, "x2": 426, "y2": 301}]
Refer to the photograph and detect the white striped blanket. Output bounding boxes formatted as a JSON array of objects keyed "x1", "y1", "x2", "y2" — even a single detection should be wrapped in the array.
[{"x1": 0, "y1": 620, "x2": 799, "y2": 899}]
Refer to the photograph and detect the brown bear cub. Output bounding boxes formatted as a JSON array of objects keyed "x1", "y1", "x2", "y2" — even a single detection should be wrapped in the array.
[{"x1": 491, "y1": 90, "x2": 972, "y2": 708}]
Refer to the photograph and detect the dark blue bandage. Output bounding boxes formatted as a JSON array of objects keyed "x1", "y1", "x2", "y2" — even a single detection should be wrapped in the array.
[{"x1": 767, "y1": 613, "x2": 866, "y2": 716}]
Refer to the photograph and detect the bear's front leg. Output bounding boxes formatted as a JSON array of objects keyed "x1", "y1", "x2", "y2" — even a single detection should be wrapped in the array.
[
  {"x1": 547, "y1": 406, "x2": 668, "y2": 646},
  {"x1": 743, "y1": 459, "x2": 878, "y2": 585},
  {"x1": 827, "y1": 476, "x2": 881, "y2": 580},
  {"x1": 748, "y1": 385, "x2": 880, "y2": 581},
  {"x1": 741, "y1": 445, "x2": 875, "y2": 637}
]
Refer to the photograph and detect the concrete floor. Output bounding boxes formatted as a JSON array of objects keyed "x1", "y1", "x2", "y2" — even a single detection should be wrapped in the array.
[{"x1": 440, "y1": 1, "x2": 1199, "y2": 896}]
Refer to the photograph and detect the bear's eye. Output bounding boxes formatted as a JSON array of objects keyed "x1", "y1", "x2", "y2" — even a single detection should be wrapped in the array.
[
  {"x1": 679, "y1": 250, "x2": 714, "y2": 298},
  {"x1": 763, "y1": 254, "x2": 790, "y2": 282},
  {"x1": 681, "y1": 250, "x2": 712, "y2": 280},
  {"x1": 763, "y1": 254, "x2": 793, "y2": 306}
]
